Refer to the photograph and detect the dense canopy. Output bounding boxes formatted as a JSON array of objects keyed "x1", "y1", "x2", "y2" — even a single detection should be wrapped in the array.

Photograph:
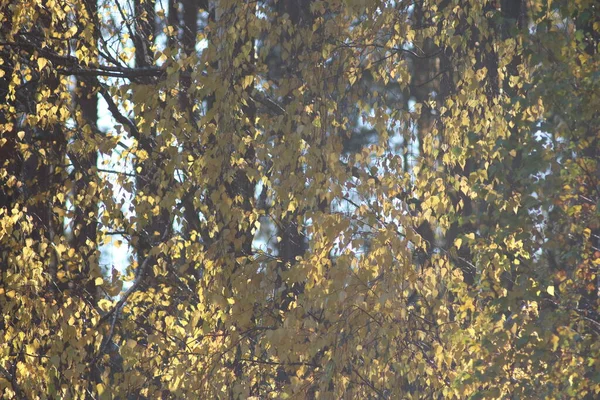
[{"x1": 0, "y1": 0, "x2": 599, "y2": 398}]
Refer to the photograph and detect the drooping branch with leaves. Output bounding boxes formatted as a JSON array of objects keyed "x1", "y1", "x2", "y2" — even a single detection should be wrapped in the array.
[{"x1": 0, "y1": 0, "x2": 599, "y2": 398}]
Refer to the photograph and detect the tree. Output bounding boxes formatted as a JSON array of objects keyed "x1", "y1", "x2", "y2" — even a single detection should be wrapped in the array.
[{"x1": 0, "y1": 0, "x2": 599, "y2": 398}]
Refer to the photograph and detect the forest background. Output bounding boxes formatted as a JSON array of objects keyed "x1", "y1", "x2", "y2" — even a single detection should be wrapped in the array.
[{"x1": 0, "y1": 0, "x2": 599, "y2": 398}]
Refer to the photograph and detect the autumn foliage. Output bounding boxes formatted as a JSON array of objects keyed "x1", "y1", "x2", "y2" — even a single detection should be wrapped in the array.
[{"x1": 0, "y1": 0, "x2": 599, "y2": 398}]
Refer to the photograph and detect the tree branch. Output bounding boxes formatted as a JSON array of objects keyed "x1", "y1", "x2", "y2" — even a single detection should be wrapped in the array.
[
  {"x1": 56, "y1": 66, "x2": 166, "y2": 79},
  {"x1": 91, "y1": 79, "x2": 140, "y2": 140},
  {"x1": 239, "y1": 358, "x2": 318, "y2": 368}
]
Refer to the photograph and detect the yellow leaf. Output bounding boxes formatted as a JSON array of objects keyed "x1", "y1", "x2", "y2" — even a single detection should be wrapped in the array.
[
  {"x1": 465, "y1": 233, "x2": 475, "y2": 240},
  {"x1": 37, "y1": 58, "x2": 48, "y2": 70},
  {"x1": 95, "y1": 277, "x2": 104, "y2": 286},
  {"x1": 106, "y1": 285, "x2": 123, "y2": 297},
  {"x1": 454, "y1": 238, "x2": 463, "y2": 249},
  {"x1": 98, "y1": 299, "x2": 114, "y2": 311},
  {"x1": 55, "y1": 243, "x2": 66, "y2": 256},
  {"x1": 547, "y1": 286, "x2": 555, "y2": 296},
  {"x1": 67, "y1": 25, "x2": 78, "y2": 37},
  {"x1": 242, "y1": 75, "x2": 254, "y2": 89},
  {"x1": 57, "y1": 270, "x2": 67, "y2": 282},
  {"x1": 550, "y1": 334, "x2": 559, "y2": 351},
  {"x1": 17, "y1": 131, "x2": 25, "y2": 140}
]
